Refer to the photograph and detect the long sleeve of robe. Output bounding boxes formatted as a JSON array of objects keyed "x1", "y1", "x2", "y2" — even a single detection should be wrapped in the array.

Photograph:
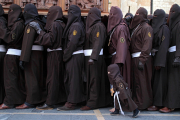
[
  {"x1": 175, "y1": 23, "x2": 180, "y2": 57},
  {"x1": 35, "y1": 22, "x2": 64, "y2": 48},
  {"x1": 63, "y1": 24, "x2": 81, "y2": 62},
  {"x1": 139, "y1": 26, "x2": 153, "y2": 65},
  {"x1": 90, "y1": 25, "x2": 104, "y2": 61},
  {"x1": 154, "y1": 25, "x2": 170, "y2": 67}
]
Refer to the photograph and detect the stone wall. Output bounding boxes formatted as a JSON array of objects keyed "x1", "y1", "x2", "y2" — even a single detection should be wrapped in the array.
[{"x1": 109, "y1": 0, "x2": 180, "y2": 16}]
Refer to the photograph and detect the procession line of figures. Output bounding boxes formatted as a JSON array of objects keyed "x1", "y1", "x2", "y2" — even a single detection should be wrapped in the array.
[{"x1": 0, "y1": 2, "x2": 180, "y2": 118}]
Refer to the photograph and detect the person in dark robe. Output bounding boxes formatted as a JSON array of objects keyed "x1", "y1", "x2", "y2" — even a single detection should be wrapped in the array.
[
  {"x1": 124, "y1": 13, "x2": 133, "y2": 28},
  {"x1": 0, "y1": 4, "x2": 26, "y2": 110},
  {"x1": 57, "y1": 5, "x2": 86, "y2": 111},
  {"x1": 108, "y1": 6, "x2": 132, "y2": 89},
  {"x1": 107, "y1": 64, "x2": 140, "y2": 117},
  {"x1": 147, "y1": 9, "x2": 170, "y2": 111},
  {"x1": 28, "y1": 6, "x2": 67, "y2": 110},
  {"x1": 16, "y1": 3, "x2": 46, "y2": 109},
  {"x1": 0, "y1": 4, "x2": 6, "y2": 105},
  {"x1": 159, "y1": 4, "x2": 180, "y2": 113},
  {"x1": 129, "y1": 7, "x2": 153, "y2": 110},
  {"x1": 80, "y1": 7, "x2": 111, "y2": 110}
]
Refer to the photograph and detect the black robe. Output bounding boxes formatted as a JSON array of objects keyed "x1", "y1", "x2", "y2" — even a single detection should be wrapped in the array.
[
  {"x1": 165, "y1": 22, "x2": 180, "y2": 108},
  {"x1": 63, "y1": 22, "x2": 86, "y2": 104},
  {"x1": 85, "y1": 22, "x2": 111, "y2": 108},
  {"x1": 20, "y1": 20, "x2": 46, "y2": 105},
  {"x1": 152, "y1": 25, "x2": 170, "y2": 107}
]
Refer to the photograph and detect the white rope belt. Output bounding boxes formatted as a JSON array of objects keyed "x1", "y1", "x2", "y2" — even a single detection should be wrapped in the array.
[
  {"x1": 114, "y1": 91, "x2": 124, "y2": 115},
  {"x1": 47, "y1": 47, "x2": 62, "y2": 52},
  {"x1": 32, "y1": 45, "x2": 44, "y2": 51},
  {"x1": 112, "y1": 52, "x2": 116, "y2": 56},
  {"x1": 73, "y1": 50, "x2": 84, "y2": 55},
  {"x1": 6, "y1": 48, "x2": 21, "y2": 56},
  {"x1": 168, "y1": 46, "x2": 176, "y2": 52},
  {"x1": 84, "y1": 49, "x2": 103, "y2": 56},
  {"x1": 0, "y1": 45, "x2": 6, "y2": 52},
  {"x1": 131, "y1": 52, "x2": 151, "y2": 58}
]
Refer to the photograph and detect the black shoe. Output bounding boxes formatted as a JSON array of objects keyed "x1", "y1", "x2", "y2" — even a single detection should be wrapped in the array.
[
  {"x1": 132, "y1": 109, "x2": 140, "y2": 118},
  {"x1": 36, "y1": 104, "x2": 53, "y2": 110},
  {"x1": 110, "y1": 108, "x2": 120, "y2": 116}
]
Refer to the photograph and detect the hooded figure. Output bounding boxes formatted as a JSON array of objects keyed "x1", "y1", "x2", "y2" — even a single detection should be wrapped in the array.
[
  {"x1": 147, "y1": 14, "x2": 153, "y2": 26},
  {"x1": 29, "y1": 6, "x2": 67, "y2": 110},
  {"x1": 107, "y1": 64, "x2": 139, "y2": 117},
  {"x1": 159, "y1": 4, "x2": 180, "y2": 113},
  {"x1": 57, "y1": 5, "x2": 86, "y2": 111},
  {"x1": 80, "y1": 7, "x2": 111, "y2": 110},
  {"x1": 0, "y1": 4, "x2": 7, "y2": 105},
  {"x1": 0, "y1": 4, "x2": 26, "y2": 110},
  {"x1": 124, "y1": 13, "x2": 133, "y2": 28},
  {"x1": 129, "y1": 7, "x2": 153, "y2": 110},
  {"x1": 17, "y1": 3, "x2": 46, "y2": 109},
  {"x1": 147, "y1": 9, "x2": 170, "y2": 111},
  {"x1": 108, "y1": 6, "x2": 132, "y2": 89}
]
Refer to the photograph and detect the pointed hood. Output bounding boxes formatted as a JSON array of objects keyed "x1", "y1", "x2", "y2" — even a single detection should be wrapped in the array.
[
  {"x1": 129, "y1": 7, "x2": 148, "y2": 29},
  {"x1": 45, "y1": 6, "x2": 63, "y2": 30},
  {"x1": 107, "y1": 6, "x2": 123, "y2": 34},
  {"x1": 8, "y1": 4, "x2": 22, "y2": 28},
  {"x1": 152, "y1": 9, "x2": 166, "y2": 34}
]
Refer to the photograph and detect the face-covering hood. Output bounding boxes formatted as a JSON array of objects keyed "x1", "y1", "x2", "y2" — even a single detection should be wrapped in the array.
[
  {"x1": 45, "y1": 6, "x2": 63, "y2": 30},
  {"x1": 63, "y1": 5, "x2": 81, "y2": 39},
  {"x1": 108, "y1": 64, "x2": 121, "y2": 85},
  {"x1": 8, "y1": 4, "x2": 22, "y2": 28},
  {"x1": 107, "y1": 6, "x2": 123, "y2": 34},
  {"x1": 23, "y1": 3, "x2": 39, "y2": 25},
  {"x1": 129, "y1": 7, "x2": 148, "y2": 29},
  {"x1": 168, "y1": 4, "x2": 180, "y2": 30},
  {"x1": 86, "y1": 7, "x2": 101, "y2": 32},
  {"x1": 0, "y1": 4, "x2": 4, "y2": 16},
  {"x1": 152, "y1": 9, "x2": 166, "y2": 34}
]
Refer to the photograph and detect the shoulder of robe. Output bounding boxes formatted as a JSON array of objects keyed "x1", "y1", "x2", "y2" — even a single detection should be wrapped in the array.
[
  {"x1": 116, "y1": 24, "x2": 126, "y2": 32},
  {"x1": 70, "y1": 22, "x2": 82, "y2": 31},
  {"x1": 0, "y1": 18, "x2": 7, "y2": 25},
  {"x1": 161, "y1": 25, "x2": 170, "y2": 32}
]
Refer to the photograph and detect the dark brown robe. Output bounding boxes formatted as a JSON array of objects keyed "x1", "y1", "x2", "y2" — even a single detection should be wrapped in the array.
[
  {"x1": 63, "y1": 5, "x2": 86, "y2": 105},
  {"x1": 0, "y1": 5, "x2": 6, "y2": 104},
  {"x1": 20, "y1": 20, "x2": 46, "y2": 105},
  {"x1": 108, "y1": 7, "x2": 131, "y2": 89},
  {"x1": 108, "y1": 64, "x2": 137, "y2": 112},
  {"x1": 151, "y1": 9, "x2": 170, "y2": 107},
  {"x1": 35, "y1": 6, "x2": 66, "y2": 105},
  {"x1": 85, "y1": 8, "x2": 111, "y2": 109},
  {"x1": 130, "y1": 22, "x2": 153, "y2": 109}
]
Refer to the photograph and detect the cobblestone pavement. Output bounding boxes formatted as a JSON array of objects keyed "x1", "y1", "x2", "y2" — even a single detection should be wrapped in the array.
[{"x1": 0, "y1": 107, "x2": 180, "y2": 120}]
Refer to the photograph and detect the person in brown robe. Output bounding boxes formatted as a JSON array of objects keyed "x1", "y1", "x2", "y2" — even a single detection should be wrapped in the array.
[
  {"x1": 147, "y1": 9, "x2": 170, "y2": 111},
  {"x1": 108, "y1": 6, "x2": 131, "y2": 89},
  {"x1": 16, "y1": 3, "x2": 46, "y2": 109},
  {"x1": 0, "y1": 4, "x2": 26, "y2": 110},
  {"x1": 129, "y1": 7, "x2": 153, "y2": 110},
  {"x1": 107, "y1": 64, "x2": 139, "y2": 117},
  {"x1": 80, "y1": 7, "x2": 111, "y2": 110},
  {"x1": 29, "y1": 6, "x2": 67, "y2": 110},
  {"x1": 0, "y1": 4, "x2": 6, "y2": 105},
  {"x1": 57, "y1": 5, "x2": 86, "y2": 111},
  {"x1": 159, "y1": 4, "x2": 180, "y2": 113}
]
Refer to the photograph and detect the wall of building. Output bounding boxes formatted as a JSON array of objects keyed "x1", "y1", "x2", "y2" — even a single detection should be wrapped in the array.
[{"x1": 109, "y1": 0, "x2": 180, "y2": 16}]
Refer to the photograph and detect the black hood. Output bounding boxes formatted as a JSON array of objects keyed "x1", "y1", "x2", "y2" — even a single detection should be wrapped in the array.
[
  {"x1": 169, "y1": 4, "x2": 180, "y2": 30},
  {"x1": 152, "y1": 9, "x2": 166, "y2": 34},
  {"x1": 23, "y1": 3, "x2": 39, "y2": 25}
]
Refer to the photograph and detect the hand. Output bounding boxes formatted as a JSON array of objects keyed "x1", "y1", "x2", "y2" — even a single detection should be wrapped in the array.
[
  {"x1": 172, "y1": 57, "x2": 180, "y2": 67},
  {"x1": 29, "y1": 22, "x2": 42, "y2": 34},
  {"x1": 138, "y1": 61, "x2": 144, "y2": 70},
  {"x1": 151, "y1": 49, "x2": 158, "y2": 56},
  {"x1": 19, "y1": 61, "x2": 24, "y2": 70},
  {"x1": 155, "y1": 66, "x2": 161, "y2": 70},
  {"x1": 88, "y1": 59, "x2": 94, "y2": 65}
]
